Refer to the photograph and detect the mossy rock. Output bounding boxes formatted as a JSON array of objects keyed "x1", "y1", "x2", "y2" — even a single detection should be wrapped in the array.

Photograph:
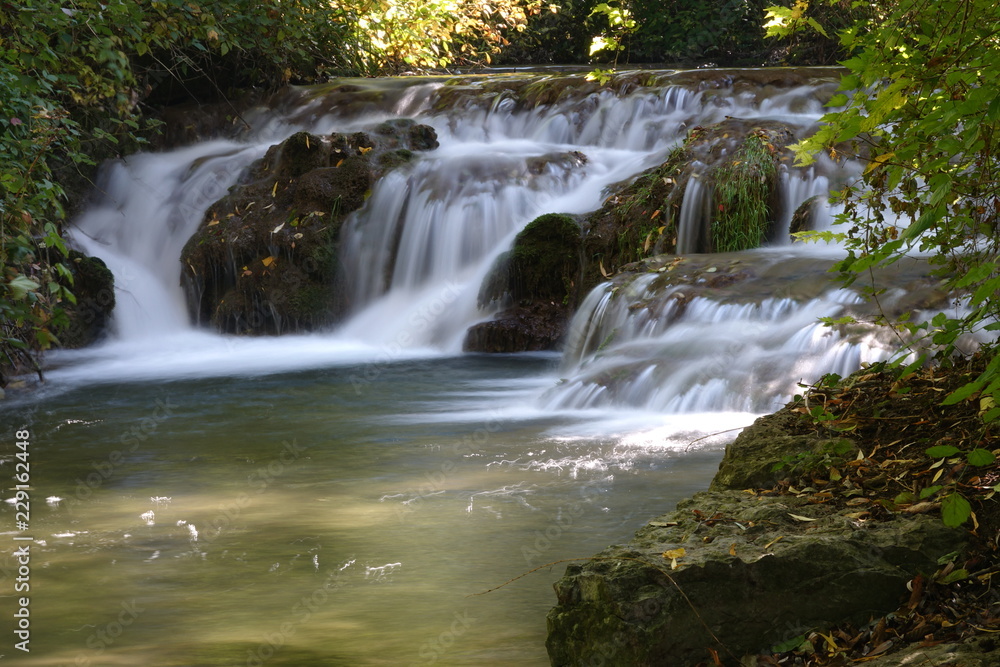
[
  {"x1": 710, "y1": 408, "x2": 859, "y2": 492},
  {"x1": 467, "y1": 213, "x2": 582, "y2": 353},
  {"x1": 57, "y1": 250, "x2": 116, "y2": 348},
  {"x1": 181, "y1": 122, "x2": 438, "y2": 335},
  {"x1": 789, "y1": 194, "x2": 824, "y2": 236},
  {"x1": 547, "y1": 489, "x2": 964, "y2": 666}
]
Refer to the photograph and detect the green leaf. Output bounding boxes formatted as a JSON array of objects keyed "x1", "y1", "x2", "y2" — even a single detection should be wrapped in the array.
[
  {"x1": 919, "y1": 485, "x2": 943, "y2": 499},
  {"x1": 925, "y1": 445, "x2": 960, "y2": 459},
  {"x1": 6, "y1": 275, "x2": 41, "y2": 300},
  {"x1": 942, "y1": 380, "x2": 983, "y2": 406},
  {"x1": 941, "y1": 493, "x2": 972, "y2": 528},
  {"x1": 940, "y1": 568, "x2": 969, "y2": 584},
  {"x1": 967, "y1": 449, "x2": 996, "y2": 466}
]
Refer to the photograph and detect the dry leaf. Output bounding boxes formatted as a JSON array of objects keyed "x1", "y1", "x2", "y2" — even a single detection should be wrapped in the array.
[
  {"x1": 788, "y1": 513, "x2": 817, "y2": 522},
  {"x1": 262, "y1": 256, "x2": 276, "y2": 267},
  {"x1": 271, "y1": 222, "x2": 284, "y2": 234},
  {"x1": 729, "y1": 543, "x2": 737, "y2": 557}
]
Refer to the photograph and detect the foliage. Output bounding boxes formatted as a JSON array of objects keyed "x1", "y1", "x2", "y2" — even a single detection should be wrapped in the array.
[
  {"x1": 713, "y1": 131, "x2": 778, "y2": 253},
  {"x1": 763, "y1": 0, "x2": 873, "y2": 65},
  {"x1": 585, "y1": 2, "x2": 637, "y2": 83},
  {"x1": 782, "y1": 0, "x2": 1000, "y2": 428},
  {"x1": 0, "y1": 0, "x2": 542, "y2": 383},
  {"x1": 629, "y1": 0, "x2": 771, "y2": 64},
  {"x1": 352, "y1": 0, "x2": 545, "y2": 73}
]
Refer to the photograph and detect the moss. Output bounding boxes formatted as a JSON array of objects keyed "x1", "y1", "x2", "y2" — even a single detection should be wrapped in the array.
[
  {"x1": 57, "y1": 251, "x2": 116, "y2": 348},
  {"x1": 712, "y1": 130, "x2": 779, "y2": 252},
  {"x1": 508, "y1": 213, "x2": 582, "y2": 303},
  {"x1": 180, "y1": 122, "x2": 438, "y2": 335}
]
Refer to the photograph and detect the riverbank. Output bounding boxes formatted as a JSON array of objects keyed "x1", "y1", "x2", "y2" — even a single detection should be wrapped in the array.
[{"x1": 547, "y1": 356, "x2": 999, "y2": 665}]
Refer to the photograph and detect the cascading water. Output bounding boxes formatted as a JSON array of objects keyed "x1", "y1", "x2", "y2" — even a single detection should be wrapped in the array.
[{"x1": 6, "y1": 69, "x2": 948, "y2": 667}]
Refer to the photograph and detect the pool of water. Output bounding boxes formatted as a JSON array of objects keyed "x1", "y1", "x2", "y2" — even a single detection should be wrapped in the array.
[{"x1": 1, "y1": 352, "x2": 736, "y2": 666}]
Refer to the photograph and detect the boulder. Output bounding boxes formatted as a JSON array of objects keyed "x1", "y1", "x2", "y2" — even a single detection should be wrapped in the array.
[
  {"x1": 545, "y1": 408, "x2": 966, "y2": 666},
  {"x1": 465, "y1": 213, "x2": 582, "y2": 352},
  {"x1": 181, "y1": 120, "x2": 438, "y2": 334},
  {"x1": 58, "y1": 250, "x2": 116, "y2": 348}
]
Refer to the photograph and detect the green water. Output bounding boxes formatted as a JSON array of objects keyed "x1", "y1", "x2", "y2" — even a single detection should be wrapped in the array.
[{"x1": 1, "y1": 354, "x2": 725, "y2": 666}]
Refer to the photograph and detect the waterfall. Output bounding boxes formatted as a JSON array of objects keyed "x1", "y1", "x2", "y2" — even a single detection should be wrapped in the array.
[{"x1": 59, "y1": 68, "x2": 887, "y2": 406}]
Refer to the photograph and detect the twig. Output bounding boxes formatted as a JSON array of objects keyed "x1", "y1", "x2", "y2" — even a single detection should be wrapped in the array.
[{"x1": 684, "y1": 425, "x2": 749, "y2": 450}]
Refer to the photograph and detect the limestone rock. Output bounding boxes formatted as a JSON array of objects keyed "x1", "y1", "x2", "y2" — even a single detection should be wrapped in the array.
[{"x1": 546, "y1": 489, "x2": 963, "y2": 666}]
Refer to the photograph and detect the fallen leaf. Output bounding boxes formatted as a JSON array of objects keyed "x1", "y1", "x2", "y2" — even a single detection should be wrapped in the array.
[
  {"x1": 272, "y1": 222, "x2": 285, "y2": 234},
  {"x1": 729, "y1": 543, "x2": 737, "y2": 557},
  {"x1": 788, "y1": 513, "x2": 818, "y2": 522},
  {"x1": 261, "y1": 256, "x2": 276, "y2": 267}
]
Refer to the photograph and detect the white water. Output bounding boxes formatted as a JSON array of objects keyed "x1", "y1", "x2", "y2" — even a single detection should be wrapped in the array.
[
  {"x1": 52, "y1": 70, "x2": 874, "y2": 436},
  {"x1": 8, "y1": 70, "x2": 945, "y2": 667}
]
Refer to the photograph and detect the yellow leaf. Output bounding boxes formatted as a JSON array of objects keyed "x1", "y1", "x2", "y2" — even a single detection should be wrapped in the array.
[
  {"x1": 271, "y1": 181, "x2": 278, "y2": 197},
  {"x1": 980, "y1": 396, "x2": 997, "y2": 418},
  {"x1": 359, "y1": 146, "x2": 373, "y2": 154},
  {"x1": 207, "y1": 218, "x2": 220, "y2": 226},
  {"x1": 764, "y1": 535, "x2": 784, "y2": 549},
  {"x1": 336, "y1": 159, "x2": 344, "y2": 168},
  {"x1": 599, "y1": 259, "x2": 610, "y2": 278},
  {"x1": 262, "y1": 256, "x2": 275, "y2": 267},
  {"x1": 865, "y1": 151, "x2": 896, "y2": 174},
  {"x1": 662, "y1": 547, "x2": 686, "y2": 559},
  {"x1": 643, "y1": 230, "x2": 655, "y2": 253},
  {"x1": 305, "y1": 135, "x2": 310, "y2": 149},
  {"x1": 729, "y1": 543, "x2": 737, "y2": 557},
  {"x1": 788, "y1": 513, "x2": 817, "y2": 522}
]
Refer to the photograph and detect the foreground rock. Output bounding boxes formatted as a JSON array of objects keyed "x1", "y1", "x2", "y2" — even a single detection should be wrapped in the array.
[{"x1": 545, "y1": 407, "x2": 967, "y2": 666}]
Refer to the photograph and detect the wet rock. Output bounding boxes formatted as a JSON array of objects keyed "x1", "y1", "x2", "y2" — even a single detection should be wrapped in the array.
[
  {"x1": 464, "y1": 302, "x2": 570, "y2": 353},
  {"x1": 546, "y1": 406, "x2": 966, "y2": 666},
  {"x1": 58, "y1": 250, "x2": 116, "y2": 348},
  {"x1": 789, "y1": 193, "x2": 825, "y2": 236},
  {"x1": 464, "y1": 213, "x2": 582, "y2": 353},
  {"x1": 181, "y1": 122, "x2": 438, "y2": 335}
]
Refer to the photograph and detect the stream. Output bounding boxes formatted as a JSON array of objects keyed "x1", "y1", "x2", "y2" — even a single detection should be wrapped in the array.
[{"x1": 0, "y1": 68, "x2": 913, "y2": 665}]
